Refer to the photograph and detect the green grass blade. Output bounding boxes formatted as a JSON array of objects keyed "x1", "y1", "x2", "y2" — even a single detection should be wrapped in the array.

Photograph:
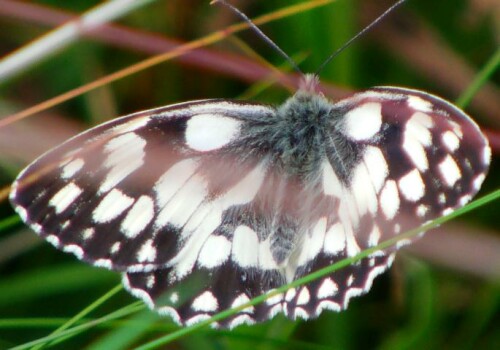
[
  {"x1": 9, "y1": 302, "x2": 145, "y2": 350},
  {"x1": 456, "y1": 47, "x2": 500, "y2": 109},
  {"x1": 30, "y1": 284, "x2": 123, "y2": 350}
]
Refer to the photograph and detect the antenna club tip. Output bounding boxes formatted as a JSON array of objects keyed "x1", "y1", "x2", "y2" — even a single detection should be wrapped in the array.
[{"x1": 210, "y1": 0, "x2": 220, "y2": 5}]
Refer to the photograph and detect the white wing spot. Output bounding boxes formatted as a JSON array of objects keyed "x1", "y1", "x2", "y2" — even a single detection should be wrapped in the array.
[
  {"x1": 232, "y1": 225, "x2": 259, "y2": 268},
  {"x1": 258, "y1": 238, "x2": 277, "y2": 270},
  {"x1": 363, "y1": 146, "x2": 388, "y2": 193},
  {"x1": 185, "y1": 314, "x2": 212, "y2": 327},
  {"x1": 347, "y1": 274, "x2": 354, "y2": 287},
  {"x1": 155, "y1": 174, "x2": 207, "y2": 228},
  {"x1": 368, "y1": 224, "x2": 381, "y2": 246},
  {"x1": 81, "y1": 228, "x2": 95, "y2": 240},
  {"x1": 192, "y1": 291, "x2": 218, "y2": 312},
  {"x1": 268, "y1": 304, "x2": 283, "y2": 319},
  {"x1": 438, "y1": 193, "x2": 447, "y2": 204},
  {"x1": 294, "y1": 307, "x2": 310, "y2": 320},
  {"x1": 379, "y1": 180, "x2": 400, "y2": 220},
  {"x1": 396, "y1": 239, "x2": 412, "y2": 249},
  {"x1": 111, "y1": 116, "x2": 149, "y2": 134},
  {"x1": 231, "y1": 293, "x2": 254, "y2": 313},
  {"x1": 442, "y1": 208, "x2": 454, "y2": 216},
  {"x1": 104, "y1": 132, "x2": 139, "y2": 152},
  {"x1": 110, "y1": 242, "x2": 121, "y2": 254},
  {"x1": 403, "y1": 132, "x2": 429, "y2": 171},
  {"x1": 459, "y1": 195, "x2": 472, "y2": 206},
  {"x1": 185, "y1": 114, "x2": 241, "y2": 152},
  {"x1": 296, "y1": 218, "x2": 327, "y2": 267},
  {"x1": 146, "y1": 275, "x2": 155, "y2": 289},
  {"x1": 316, "y1": 300, "x2": 341, "y2": 314},
  {"x1": 450, "y1": 121, "x2": 463, "y2": 138},
  {"x1": 49, "y1": 182, "x2": 83, "y2": 214},
  {"x1": 94, "y1": 259, "x2": 113, "y2": 269},
  {"x1": 220, "y1": 162, "x2": 266, "y2": 209},
  {"x1": 308, "y1": 218, "x2": 327, "y2": 260},
  {"x1": 99, "y1": 133, "x2": 145, "y2": 194},
  {"x1": 296, "y1": 287, "x2": 311, "y2": 306},
  {"x1": 154, "y1": 159, "x2": 198, "y2": 207},
  {"x1": 170, "y1": 292, "x2": 179, "y2": 304},
  {"x1": 61, "y1": 158, "x2": 84, "y2": 179},
  {"x1": 438, "y1": 155, "x2": 461, "y2": 187},
  {"x1": 198, "y1": 235, "x2": 231, "y2": 268},
  {"x1": 92, "y1": 189, "x2": 134, "y2": 224},
  {"x1": 483, "y1": 146, "x2": 491, "y2": 165},
  {"x1": 46, "y1": 235, "x2": 60, "y2": 247},
  {"x1": 63, "y1": 244, "x2": 84, "y2": 259},
  {"x1": 322, "y1": 160, "x2": 342, "y2": 197},
  {"x1": 170, "y1": 206, "x2": 222, "y2": 279},
  {"x1": 317, "y1": 278, "x2": 338, "y2": 299},
  {"x1": 407, "y1": 95, "x2": 433, "y2": 112},
  {"x1": 229, "y1": 315, "x2": 255, "y2": 329},
  {"x1": 285, "y1": 288, "x2": 296, "y2": 302},
  {"x1": 323, "y1": 223, "x2": 346, "y2": 255},
  {"x1": 61, "y1": 220, "x2": 70, "y2": 230},
  {"x1": 137, "y1": 239, "x2": 157, "y2": 263},
  {"x1": 351, "y1": 162, "x2": 378, "y2": 216},
  {"x1": 398, "y1": 169, "x2": 425, "y2": 202},
  {"x1": 343, "y1": 102, "x2": 382, "y2": 141},
  {"x1": 121, "y1": 195, "x2": 154, "y2": 238},
  {"x1": 32, "y1": 223, "x2": 42, "y2": 234},
  {"x1": 416, "y1": 204, "x2": 429, "y2": 218},
  {"x1": 442, "y1": 131, "x2": 460, "y2": 152},
  {"x1": 15, "y1": 206, "x2": 28, "y2": 222},
  {"x1": 394, "y1": 224, "x2": 401, "y2": 234},
  {"x1": 407, "y1": 112, "x2": 433, "y2": 146},
  {"x1": 473, "y1": 174, "x2": 485, "y2": 190},
  {"x1": 410, "y1": 111, "x2": 434, "y2": 130},
  {"x1": 265, "y1": 290, "x2": 284, "y2": 305}
]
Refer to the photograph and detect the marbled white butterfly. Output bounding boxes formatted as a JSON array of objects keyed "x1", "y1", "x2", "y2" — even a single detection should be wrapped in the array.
[{"x1": 9, "y1": 0, "x2": 490, "y2": 329}]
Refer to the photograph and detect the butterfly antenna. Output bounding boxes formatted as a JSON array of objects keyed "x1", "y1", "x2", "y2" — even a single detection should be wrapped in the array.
[
  {"x1": 315, "y1": 0, "x2": 408, "y2": 76},
  {"x1": 211, "y1": 0, "x2": 303, "y2": 75}
]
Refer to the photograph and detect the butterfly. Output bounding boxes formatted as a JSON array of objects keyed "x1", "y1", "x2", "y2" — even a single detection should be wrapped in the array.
[{"x1": 9, "y1": 3, "x2": 490, "y2": 329}]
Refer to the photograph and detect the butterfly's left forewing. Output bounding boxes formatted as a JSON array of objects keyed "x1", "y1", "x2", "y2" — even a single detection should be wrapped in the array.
[{"x1": 10, "y1": 100, "x2": 275, "y2": 272}]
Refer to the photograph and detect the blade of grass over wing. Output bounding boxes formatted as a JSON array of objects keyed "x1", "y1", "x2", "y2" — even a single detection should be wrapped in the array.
[
  {"x1": 133, "y1": 190, "x2": 500, "y2": 350},
  {"x1": 0, "y1": 0, "x2": 158, "y2": 83},
  {"x1": 0, "y1": 0, "x2": 335, "y2": 130},
  {"x1": 456, "y1": 47, "x2": 500, "y2": 109},
  {"x1": 30, "y1": 284, "x2": 123, "y2": 350}
]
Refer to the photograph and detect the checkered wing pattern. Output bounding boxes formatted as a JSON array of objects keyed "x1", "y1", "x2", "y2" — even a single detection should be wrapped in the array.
[{"x1": 10, "y1": 85, "x2": 489, "y2": 328}]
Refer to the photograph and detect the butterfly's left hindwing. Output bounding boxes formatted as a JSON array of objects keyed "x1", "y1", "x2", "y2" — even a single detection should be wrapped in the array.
[{"x1": 11, "y1": 85, "x2": 490, "y2": 328}]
